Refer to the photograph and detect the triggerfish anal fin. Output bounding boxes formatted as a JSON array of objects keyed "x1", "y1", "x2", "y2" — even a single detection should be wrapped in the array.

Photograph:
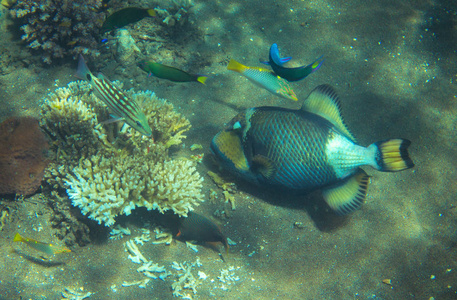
[
  {"x1": 301, "y1": 84, "x2": 356, "y2": 142},
  {"x1": 269, "y1": 43, "x2": 324, "y2": 82},
  {"x1": 321, "y1": 169, "x2": 370, "y2": 215}
]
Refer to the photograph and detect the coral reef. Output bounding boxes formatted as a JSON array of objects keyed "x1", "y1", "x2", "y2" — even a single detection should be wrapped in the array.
[
  {"x1": 155, "y1": 0, "x2": 195, "y2": 27},
  {"x1": 0, "y1": 117, "x2": 49, "y2": 196},
  {"x1": 40, "y1": 80, "x2": 202, "y2": 227},
  {"x1": 65, "y1": 153, "x2": 203, "y2": 226},
  {"x1": 115, "y1": 29, "x2": 140, "y2": 66},
  {"x1": 9, "y1": 0, "x2": 105, "y2": 63},
  {"x1": 171, "y1": 258, "x2": 202, "y2": 298}
]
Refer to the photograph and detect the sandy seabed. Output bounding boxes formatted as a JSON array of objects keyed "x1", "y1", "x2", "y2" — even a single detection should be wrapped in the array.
[{"x1": 0, "y1": 0, "x2": 456, "y2": 299}]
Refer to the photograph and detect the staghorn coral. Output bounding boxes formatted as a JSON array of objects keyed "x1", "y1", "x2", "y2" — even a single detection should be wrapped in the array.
[
  {"x1": 10, "y1": 0, "x2": 105, "y2": 63},
  {"x1": 40, "y1": 80, "x2": 202, "y2": 227},
  {"x1": 0, "y1": 117, "x2": 49, "y2": 196}
]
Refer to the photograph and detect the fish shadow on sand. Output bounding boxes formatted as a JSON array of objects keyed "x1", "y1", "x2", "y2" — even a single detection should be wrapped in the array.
[
  {"x1": 12, "y1": 248, "x2": 66, "y2": 267},
  {"x1": 230, "y1": 179, "x2": 351, "y2": 233}
]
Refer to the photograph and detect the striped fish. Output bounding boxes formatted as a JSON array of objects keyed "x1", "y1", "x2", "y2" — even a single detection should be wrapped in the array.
[{"x1": 75, "y1": 55, "x2": 152, "y2": 136}]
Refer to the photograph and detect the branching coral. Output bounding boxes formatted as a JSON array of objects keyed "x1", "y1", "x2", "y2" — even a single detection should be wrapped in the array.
[
  {"x1": 64, "y1": 153, "x2": 203, "y2": 226},
  {"x1": 10, "y1": 0, "x2": 105, "y2": 63},
  {"x1": 40, "y1": 80, "x2": 202, "y2": 227}
]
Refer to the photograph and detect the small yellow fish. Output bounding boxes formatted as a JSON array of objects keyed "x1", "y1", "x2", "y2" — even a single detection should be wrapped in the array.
[
  {"x1": 1, "y1": 0, "x2": 16, "y2": 8},
  {"x1": 13, "y1": 233, "x2": 71, "y2": 256},
  {"x1": 67, "y1": 40, "x2": 78, "y2": 46},
  {"x1": 227, "y1": 59, "x2": 298, "y2": 101}
]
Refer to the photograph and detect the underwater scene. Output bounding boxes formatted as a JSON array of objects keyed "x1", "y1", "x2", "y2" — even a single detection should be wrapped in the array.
[{"x1": 0, "y1": 0, "x2": 456, "y2": 299}]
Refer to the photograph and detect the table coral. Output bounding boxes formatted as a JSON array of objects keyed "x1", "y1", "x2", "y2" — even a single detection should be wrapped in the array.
[
  {"x1": 9, "y1": 0, "x2": 105, "y2": 63},
  {"x1": 0, "y1": 117, "x2": 49, "y2": 196}
]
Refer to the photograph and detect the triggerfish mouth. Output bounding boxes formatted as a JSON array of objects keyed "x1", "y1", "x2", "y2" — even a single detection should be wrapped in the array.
[
  {"x1": 75, "y1": 55, "x2": 152, "y2": 136},
  {"x1": 268, "y1": 43, "x2": 324, "y2": 82},
  {"x1": 210, "y1": 84, "x2": 414, "y2": 215}
]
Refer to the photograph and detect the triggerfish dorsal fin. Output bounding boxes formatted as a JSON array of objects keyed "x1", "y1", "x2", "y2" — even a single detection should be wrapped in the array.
[
  {"x1": 301, "y1": 84, "x2": 357, "y2": 142},
  {"x1": 251, "y1": 154, "x2": 276, "y2": 179},
  {"x1": 321, "y1": 169, "x2": 370, "y2": 215}
]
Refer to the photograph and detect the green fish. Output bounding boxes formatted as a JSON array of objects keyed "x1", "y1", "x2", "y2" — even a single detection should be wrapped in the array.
[
  {"x1": 75, "y1": 55, "x2": 152, "y2": 137},
  {"x1": 14, "y1": 233, "x2": 71, "y2": 256},
  {"x1": 101, "y1": 7, "x2": 156, "y2": 33},
  {"x1": 211, "y1": 84, "x2": 414, "y2": 215},
  {"x1": 138, "y1": 60, "x2": 208, "y2": 84},
  {"x1": 227, "y1": 59, "x2": 298, "y2": 101}
]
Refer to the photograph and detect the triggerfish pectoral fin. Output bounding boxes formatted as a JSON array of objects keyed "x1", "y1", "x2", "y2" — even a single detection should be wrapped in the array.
[
  {"x1": 269, "y1": 43, "x2": 324, "y2": 82},
  {"x1": 321, "y1": 169, "x2": 371, "y2": 215}
]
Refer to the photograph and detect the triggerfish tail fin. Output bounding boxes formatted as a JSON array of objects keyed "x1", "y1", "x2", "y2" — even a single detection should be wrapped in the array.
[
  {"x1": 197, "y1": 75, "x2": 208, "y2": 85},
  {"x1": 227, "y1": 59, "x2": 247, "y2": 73},
  {"x1": 322, "y1": 169, "x2": 370, "y2": 215},
  {"x1": 370, "y1": 139, "x2": 414, "y2": 172},
  {"x1": 146, "y1": 9, "x2": 156, "y2": 17},
  {"x1": 75, "y1": 55, "x2": 92, "y2": 81}
]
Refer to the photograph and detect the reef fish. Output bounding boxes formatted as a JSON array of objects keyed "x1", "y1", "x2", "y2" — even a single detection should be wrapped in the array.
[
  {"x1": 13, "y1": 233, "x2": 71, "y2": 256},
  {"x1": 101, "y1": 7, "x2": 156, "y2": 33},
  {"x1": 75, "y1": 55, "x2": 152, "y2": 136},
  {"x1": 210, "y1": 84, "x2": 414, "y2": 215},
  {"x1": 268, "y1": 43, "x2": 324, "y2": 82},
  {"x1": 138, "y1": 60, "x2": 208, "y2": 84},
  {"x1": 176, "y1": 212, "x2": 228, "y2": 254},
  {"x1": 227, "y1": 59, "x2": 298, "y2": 101}
]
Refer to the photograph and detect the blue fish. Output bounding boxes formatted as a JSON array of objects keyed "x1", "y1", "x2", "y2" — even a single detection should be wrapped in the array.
[
  {"x1": 211, "y1": 84, "x2": 414, "y2": 215},
  {"x1": 267, "y1": 43, "x2": 324, "y2": 82}
]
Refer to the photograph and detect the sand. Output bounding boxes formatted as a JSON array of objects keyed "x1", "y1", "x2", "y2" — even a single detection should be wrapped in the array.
[{"x1": 0, "y1": 0, "x2": 456, "y2": 299}]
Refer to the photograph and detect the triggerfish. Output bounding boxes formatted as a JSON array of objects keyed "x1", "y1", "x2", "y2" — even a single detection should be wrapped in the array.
[
  {"x1": 138, "y1": 60, "x2": 208, "y2": 84},
  {"x1": 75, "y1": 55, "x2": 152, "y2": 136},
  {"x1": 210, "y1": 84, "x2": 414, "y2": 215},
  {"x1": 101, "y1": 7, "x2": 156, "y2": 33},
  {"x1": 268, "y1": 43, "x2": 324, "y2": 82},
  {"x1": 13, "y1": 233, "x2": 71, "y2": 256},
  {"x1": 227, "y1": 59, "x2": 297, "y2": 101},
  {"x1": 175, "y1": 212, "x2": 228, "y2": 254}
]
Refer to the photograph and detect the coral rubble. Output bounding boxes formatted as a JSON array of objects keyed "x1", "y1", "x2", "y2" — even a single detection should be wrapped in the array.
[
  {"x1": 40, "y1": 80, "x2": 202, "y2": 227},
  {"x1": 0, "y1": 117, "x2": 49, "y2": 196},
  {"x1": 10, "y1": 0, "x2": 105, "y2": 63}
]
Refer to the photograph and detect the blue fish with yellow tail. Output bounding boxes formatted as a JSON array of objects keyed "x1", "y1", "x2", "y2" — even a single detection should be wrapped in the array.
[
  {"x1": 268, "y1": 43, "x2": 324, "y2": 82},
  {"x1": 13, "y1": 233, "x2": 71, "y2": 256},
  {"x1": 210, "y1": 84, "x2": 414, "y2": 215},
  {"x1": 75, "y1": 55, "x2": 152, "y2": 137},
  {"x1": 227, "y1": 59, "x2": 298, "y2": 101}
]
